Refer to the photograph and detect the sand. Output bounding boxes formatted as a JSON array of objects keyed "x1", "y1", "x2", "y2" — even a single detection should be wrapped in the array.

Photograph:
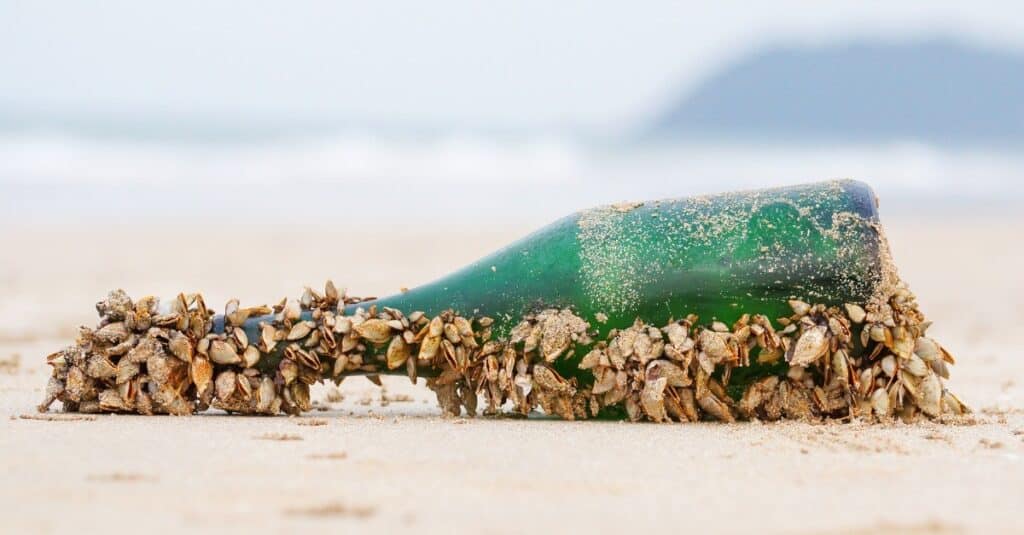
[{"x1": 1, "y1": 216, "x2": 1022, "y2": 534}]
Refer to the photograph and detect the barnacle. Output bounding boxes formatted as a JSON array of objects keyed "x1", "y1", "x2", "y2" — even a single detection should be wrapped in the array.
[{"x1": 40, "y1": 279, "x2": 967, "y2": 424}]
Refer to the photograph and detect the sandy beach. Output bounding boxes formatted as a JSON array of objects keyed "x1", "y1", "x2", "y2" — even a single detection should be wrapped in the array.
[{"x1": 2, "y1": 214, "x2": 1022, "y2": 534}]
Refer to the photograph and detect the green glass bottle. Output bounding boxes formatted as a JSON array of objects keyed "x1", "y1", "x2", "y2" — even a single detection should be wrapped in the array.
[
  {"x1": 52, "y1": 179, "x2": 961, "y2": 423},
  {"x1": 333, "y1": 179, "x2": 882, "y2": 339}
]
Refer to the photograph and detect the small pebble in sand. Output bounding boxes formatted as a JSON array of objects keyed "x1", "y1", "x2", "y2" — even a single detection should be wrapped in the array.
[
  {"x1": 978, "y1": 438, "x2": 1004, "y2": 449},
  {"x1": 307, "y1": 452, "x2": 348, "y2": 460},
  {"x1": 383, "y1": 393, "x2": 413, "y2": 403},
  {"x1": 87, "y1": 472, "x2": 155, "y2": 483},
  {"x1": 324, "y1": 387, "x2": 344, "y2": 403},
  {"x1": 0, "y1": 354, "x2": 21, "y2": 374},
  {"x1": 255, "y1": 433, "x2": 303, "y2": 441},
  {"x1": 283, "y1": 501, "x2": 375, "y2": 519}
]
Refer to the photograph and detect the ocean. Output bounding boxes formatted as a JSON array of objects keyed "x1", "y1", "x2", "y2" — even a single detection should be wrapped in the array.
[{"x1": 2, "y1": 130, "x2": 1021, "y2": 225}]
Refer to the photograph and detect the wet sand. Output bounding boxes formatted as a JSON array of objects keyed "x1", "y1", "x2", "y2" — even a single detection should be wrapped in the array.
[{"x1": 1, "y1": 216, "x2": 1021, "y2": 534}]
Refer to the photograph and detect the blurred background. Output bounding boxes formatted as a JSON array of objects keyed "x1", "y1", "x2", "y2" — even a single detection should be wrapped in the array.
[
  {"x1": 1, "y1": 1, "x2": 1023, "y2": 332},
  {"x1": 3, "y1": 1, "x2": 1024, "y2": 224}
]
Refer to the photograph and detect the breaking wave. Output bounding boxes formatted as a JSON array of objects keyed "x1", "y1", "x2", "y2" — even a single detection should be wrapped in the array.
[{"x1": 1, "y1": 131, "x2": 1021, "y2": 222}]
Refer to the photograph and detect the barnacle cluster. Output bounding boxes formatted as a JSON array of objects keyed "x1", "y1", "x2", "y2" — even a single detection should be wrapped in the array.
[{"x1": 39, "y1": 280, "x2": 967, "y2": 423}]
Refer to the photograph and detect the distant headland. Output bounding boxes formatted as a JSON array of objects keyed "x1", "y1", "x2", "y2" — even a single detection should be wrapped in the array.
[{"x1": 646, "y1": 38, "x2": 1024, "y2": 146}]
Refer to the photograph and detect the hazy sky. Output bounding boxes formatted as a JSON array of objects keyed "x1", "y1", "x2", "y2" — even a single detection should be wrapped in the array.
[{"x1": 3, "y1": 1, "x2": 1024, "y2": 129}]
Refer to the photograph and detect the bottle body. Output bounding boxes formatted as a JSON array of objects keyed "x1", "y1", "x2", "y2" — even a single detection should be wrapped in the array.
[{"x1": 347, "y1": 180, "x2": 883, "y2": 343}]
